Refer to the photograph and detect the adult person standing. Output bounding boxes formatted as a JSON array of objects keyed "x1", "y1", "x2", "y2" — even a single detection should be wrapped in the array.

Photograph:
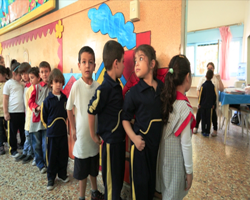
[{"x1": 194, "y1": 62, "x2": 224, "y2": 136}]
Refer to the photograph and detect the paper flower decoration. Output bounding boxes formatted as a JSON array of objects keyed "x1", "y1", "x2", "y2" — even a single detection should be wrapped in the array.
[{"x1": 55, "y1": 20, "x2": 63, "y2": 38}]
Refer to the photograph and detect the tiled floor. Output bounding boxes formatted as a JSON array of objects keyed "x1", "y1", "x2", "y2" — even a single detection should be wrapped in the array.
[{"x1": 1, "y1": 123, "x2": 250, "y2": 200}]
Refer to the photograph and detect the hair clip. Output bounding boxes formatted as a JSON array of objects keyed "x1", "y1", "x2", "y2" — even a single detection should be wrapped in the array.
[
  {"x1": 179, "y1": 55, "x2": 184, "y2": 58},
  {"x1": 13, "y1": 65, "x2": 20, "y2": 72},
  {"x1": 169, "y1": 68, "x2": 174, "y2": 74}
]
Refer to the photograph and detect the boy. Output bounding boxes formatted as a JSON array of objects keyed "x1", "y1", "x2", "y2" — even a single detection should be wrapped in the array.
[
  {"x1": 28, "y1": 61, "x2": 51, "y2": 173},
  {"x1": 198, "y1": 69, "x2": 217, "y2": 137},
  {"x1": 15, "y1": 63, "x2": 34, "y2": 163},
  {"x1": 88, "y1": 40, "x2": 126, "y2": 200},
  {"x1": 41, "y1": 68, "x2": 69, "y2": 191},
  {"x1": 67, "y1": 46, "x2": 104, "y2": 200}
]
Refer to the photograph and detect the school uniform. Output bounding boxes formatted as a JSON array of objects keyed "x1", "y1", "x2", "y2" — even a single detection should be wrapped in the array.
[
  {"x1": 122, "y1": 78, "x2": 163, "y2": 200},
  {"x1": 41, "y1": 91, "x2": 68, "y2": 181},
  {"x1": 198, "y1": 80, "x2": 217, "y2": 134},
  {"x1": 88, "y1": 72, "x2": 126, "y2": 200}
]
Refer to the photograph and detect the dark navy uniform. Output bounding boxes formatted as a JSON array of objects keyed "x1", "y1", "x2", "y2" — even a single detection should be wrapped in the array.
[
  {"x1": 41, "y1": 91, "x2": 68, "y2": 181},
  {"x1": 88, "y1": 72, "x2": 126, "y2": 200},
  {"x1": 198, "y1": 80, "x2": 217, "y2": 134},
  {"x1": 122, "y1": 78, "x2": 163, "y2": 200}
]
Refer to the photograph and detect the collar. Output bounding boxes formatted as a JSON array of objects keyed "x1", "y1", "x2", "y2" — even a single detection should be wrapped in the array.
[
  {"x1": 39, "y1": 81, "x2": 47, "y2": 87},
  {"x1": 48, "y1": 91, "x2": 66, "y2": 99},
  {"x1": 176, "y1": 91, "x2": 190, "y2": 103},
  {"x1": 104, "y1": 71, "x2": 120, "y2": 88},
  {"x1": 25, "y1": 82, "x2": 31, "y2": 88},
  {"x1": 138, "y1": 78, "x2": 162, "y2": 93}
]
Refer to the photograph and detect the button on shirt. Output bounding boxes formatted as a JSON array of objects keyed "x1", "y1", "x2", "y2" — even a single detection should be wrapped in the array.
[
  {"x1": 88, "y1": 72, "x2": 125, "y2": 143},
  {"x1": 122, "y1": 79, "x2": 163, "y2": 148}
]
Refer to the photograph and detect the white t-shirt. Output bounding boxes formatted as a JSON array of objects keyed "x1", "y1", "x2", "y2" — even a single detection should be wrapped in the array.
[
  {"x1": 3, "y1": 79, "x2": 24, "y2": 113},
  {"x1": 66, "y1": 78, "x2": 100, "y2": 159}
]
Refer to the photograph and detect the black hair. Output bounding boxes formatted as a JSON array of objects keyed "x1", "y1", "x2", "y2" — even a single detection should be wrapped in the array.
[
  {"x1": 161, "y1": 55, "x2": 191, "y2": 124},
  {"x1": 39, "y1": 61, "x2": 51, "y2": 71},
  {"x1": 134, "y1": 44, "x2": 159, "y2": 79},
  {"x1": 0, "y1": 65, "x2": 7, "y2": 76},
  {"x1": 78, "y1": 46, "x2": 95, "y2": 63},
  {"x1": 19, "y1": 62, "x2": 31, "y2": 74},
  {"x1": 206, "y1": 69, "x2": 213, "y2": 80},
  {"x1": 207, "y1": 62, "x2": 215, "y2": 69},
  {"x1": 28, "y1": 67, "x2": 40, "y2": 78},
  {"x1": 48, "y1": 68, "x2": 65, "y2": 88},
  {"x1": 103, "y1": 40, "x2": 124, "y2": 71},
  {"x1": 10, "y1": 59, "x2": 21, "y2": 73}
]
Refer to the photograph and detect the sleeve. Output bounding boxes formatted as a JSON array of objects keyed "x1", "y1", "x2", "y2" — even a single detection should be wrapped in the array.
[
  {"x1": 197, "y1": 77, "x2": 204, "y2": 91},
  {"x1": 28, "y1": 85, "x2": 39, "y2": 110},
  {"x1": 40, "y1": 101, "x2": 48, "y2": 128},
  {"x1": 180, "y1": 121, "x2": 193, "y2": 174},
  {"x1": 3, "y1": 81, "x2": 10, "y2": 95},
  {"x1": 88, "y1": 86, "x2": 108, "y2": 115},
  {"x1": 198, "y1": 86, "x2": 204, "y2": 105},
  {"x1": 25, "y1": 87, "x2": 34, "y2": 110},
  {"x1": 122, "y1": 90, "x2": 136, "y2": 121},
  {"x1": 66, "y1": 82, "x2": 75, "y2": 110}
]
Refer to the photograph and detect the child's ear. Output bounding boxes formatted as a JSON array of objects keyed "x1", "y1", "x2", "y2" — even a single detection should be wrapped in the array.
[
  {"x1": 78, "y1": 63, "x2": 81, "y2": 70},
  {"x1": 112, "y1": 59, "x2": 118, "y2": 69},
  {"x1": 93, "y1": 63, "x2": 96, "y2": 71},
  {"x1": 150, "y1": 60, "x2": 156, "y2": 69}
]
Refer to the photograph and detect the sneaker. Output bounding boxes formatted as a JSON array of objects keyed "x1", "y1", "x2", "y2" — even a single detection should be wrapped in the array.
[
  {"x1": 11, "y1": 151, "x2": 20, "y2": 158},
  {"x1": 15, "y1": 154, "x2": 26, "y2": 162},
  {"x1": 22, "y1": 155, "x2": 33, "y2": 164},
  {"x1": 40, "y1": 167, "x2": 47, "y2": 174},
  {"x1": 58, "y1": 175, "x2": 69, "y2": 183},
  {"x1": 91, "y1": 190, "x2": 104, "y2": 200},
  {"x1": 205, "y1": 133, "x2": 210, "y2": 137},
  {"x1": 0, "y1": 146, "x2": 5, "y2": 155},
  {"x1": 193, "y1": 128, "x2": 197, "y2": 134},
  {"x1": 211, "y1": 131, "x2": 217, "y2": 137},
  {"x1": 47, "y1": 180, "x2": 54, "y2": 191},
  {"x1": 32, "y1": 160, "x2": 36, "y2": 166}
]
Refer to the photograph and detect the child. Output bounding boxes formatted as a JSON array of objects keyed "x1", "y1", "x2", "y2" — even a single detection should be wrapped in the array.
[
  {"x1": 15, "y1": 63, "x2": 34, "y2": 163},
  {"x1": 3, "y1": 59, "x2": 25, "y2": 157},
  {"x1": 0, "y1": 56, "x2": 5, "y2": 67},
  {"x1": 28, "y1": 61, "x2": 51, "y2": 173},
  {"x1": 198, "y1": 69, "x2": 217, "y2": 137},
  {"x1": 0, "y1": 65, "x2": 8, "y2": 155},
  {"x1": 88, "y1": 40, "x2": 126, "y2": 200},
  {"x1": 41, "y1": 68, "x2": 69, "y2": 190},
  {"x1": 122, "y1": 44, "x2": 163, "y2": 200},
  {"x1": 156, "y1": 55, "x2": 195, "y2": 200},
  {"x1": 67, "y1": 46, "x2": 104, "y2": 200}
]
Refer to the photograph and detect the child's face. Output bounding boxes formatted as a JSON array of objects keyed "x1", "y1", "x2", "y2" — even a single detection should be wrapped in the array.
[
  {"x1": 0, "y1": 58, "x2": 5, "y2": 66},
  {"x1": 185, "y1": 73, "x2": 192, "y2": 92},
  {"x1": 0, "y1": 73, "x2": 6, "y2": 82},
  {"x1": 51, "y1": 80, "x2": 63, "y2": 95},
  {"x1": 12, "y1": 72, "x2": 22, "y2": 82},
  {"x1": 39, "y1": 67, "x2": 50, "y2": 83},
  {"x1": 29, "y1": 73, "x2": 40, "y2": 86},
  {"x1": 116, "y1": 55, "x2": 125, "y2": 78},
  {"x1": 21, "y1": 72, "x2": 29, "y2": 82},
  {"x1": 134, "y1": 51, "x2": 151, "y2": 79},
  {"x1": 78, "y1": 52, "x2": 95, "y2": 81}
]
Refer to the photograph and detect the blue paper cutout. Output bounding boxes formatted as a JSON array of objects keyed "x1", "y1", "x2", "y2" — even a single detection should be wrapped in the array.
[{"x1": 88, "y1": 3, "x2": 136, "y2": 50}]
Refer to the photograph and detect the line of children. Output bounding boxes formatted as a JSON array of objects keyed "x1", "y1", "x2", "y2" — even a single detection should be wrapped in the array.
[
  {"x1": 41, "y1": 68, "x2": 69, "y2": 190},
  {"x1": 88, "y1": 41, "x2": 126, "y2": 200},
  {"x1": 198, "y1": 69, "x2": 217, "y2": 137},
  {"x1": 67, "y1": 46, "x2": 104, "y2": 200}
]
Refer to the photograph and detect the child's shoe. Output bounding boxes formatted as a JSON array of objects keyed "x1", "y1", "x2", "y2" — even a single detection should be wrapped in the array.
[
  {"x1": 22, "y1": 155, "x2": 33, "y2": 164},
  {"x1": 205, "y1": 133, "x2": 210, "y2": 137},
  {"x1": 47, "y1": 180, "x2": 54, "y2": 191},
  {"x1": 15, "y1": 154, "x2": 26, "y2": 162},
  {"x1": 193, "y1": 128, "x2": 197, "y2": 134},
  {"x1": 58, "y1": 175, "x2": 69, "y2": 183},
  {"x1": 0, "y1": 146, "x2": 5, "y2": 155},
  {"x1": 202, "y1": 132, "x2": 206, "y2": 137},
  {"x1": 211, "y1": 131, "x2": 217, "y2": 137},
  {"x1": 32, "y1": 159, "x2": 36, "y2": 166},
  {"x1": 40, "y1": 167, "x2": 47, "y2": 174},
  {"x1": 91, "y1": 190, "x2": 104, "y2": 200},
  {"x1": 11, "y1": 151, "x2": 19, "y2": 158}
]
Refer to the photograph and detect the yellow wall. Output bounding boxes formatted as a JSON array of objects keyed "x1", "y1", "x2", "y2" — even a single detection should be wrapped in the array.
[{"x1": 0, "y1": 0, "x2": 182, "y2": 72}]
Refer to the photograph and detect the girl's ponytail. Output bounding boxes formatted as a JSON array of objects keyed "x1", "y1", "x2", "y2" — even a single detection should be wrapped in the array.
[{"x1": 161, "y1": 55, "x2": 191, "y2": 124}]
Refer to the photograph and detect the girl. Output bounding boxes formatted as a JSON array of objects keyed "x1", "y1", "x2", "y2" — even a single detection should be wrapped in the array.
[
  {"x1": 156, "y1": 55, "x2": 196, "y2": 200},
  {"x1": 122, "y1": 44, "x2": 163, "y2": 200},
  {"x1": 0, "y1": 65, "x2": 8, "y2": 155},
  {"x1": 3, "y1": 59, "x2": 25, "y2": 158}
]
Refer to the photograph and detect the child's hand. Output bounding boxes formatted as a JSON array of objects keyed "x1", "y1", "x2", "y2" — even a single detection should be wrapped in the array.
[
  {"x1": 93, "y1": 135, "x2": 102, "y2": 145},
  {"x1": 72, "y1": 129, "x2": 77, "y2": 141},
  {"x1": 134, "y1": 135, "x2": 145, "y2": 151},
  {"x1": 185, "y1": 173, "x2": 193, "y2": 191},
  {"x1": 36, "y1": 106, "x2": 41, "y2": 112},
  {"x1": 4, "y1": 113, "x2": 10, "y2": 121}
]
